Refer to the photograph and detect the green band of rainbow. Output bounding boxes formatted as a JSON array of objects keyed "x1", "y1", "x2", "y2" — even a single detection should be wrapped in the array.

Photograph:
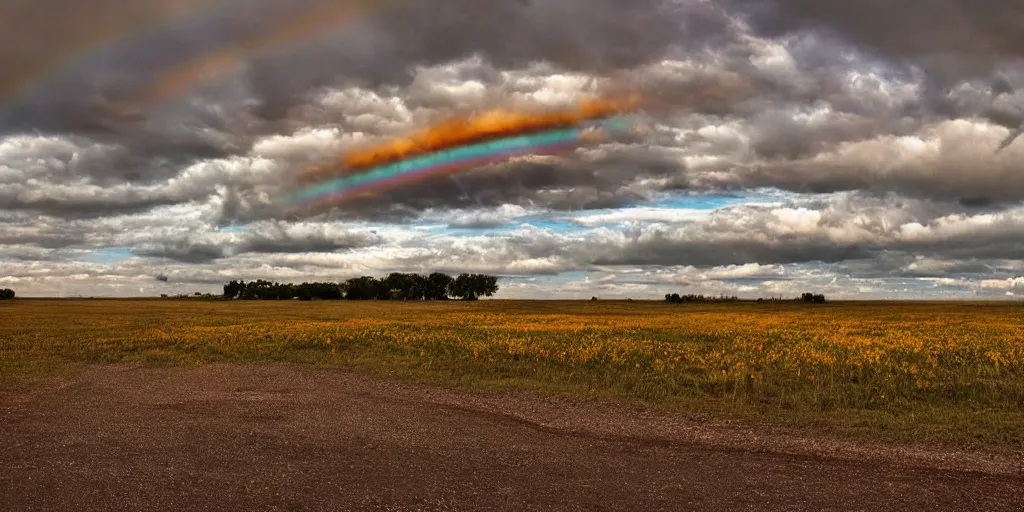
[{"x1": 281, "y1": 116, "x2": 631, "y2": 207}]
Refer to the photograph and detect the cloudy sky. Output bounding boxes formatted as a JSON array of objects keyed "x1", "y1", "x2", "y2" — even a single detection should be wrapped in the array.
[{"x1": 3, "y1": 0, "x2": 1024, "y2": 299}]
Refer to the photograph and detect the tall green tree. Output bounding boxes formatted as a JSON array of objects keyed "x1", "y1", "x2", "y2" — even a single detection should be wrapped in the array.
[
  {"x1": 384, "y1": 273, "x2": 413, "y2": 300},
  {"x1": 451, "y1": 274, "x2": 499, "y2": 301},
  {"x1": 343, "y1": 276, "x2": 380, "y2": 300},
  {"x1": 426, "y1": 272, "x2": 455, "y2": 300},
  {"x1": 223, "y1": 280, "x2": 244, "y2": 299}
]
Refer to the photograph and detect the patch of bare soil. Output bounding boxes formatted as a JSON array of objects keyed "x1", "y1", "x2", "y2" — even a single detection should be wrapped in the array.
[{"x1": 2, "y1": 364, "x2": 1021, "y2": 511}]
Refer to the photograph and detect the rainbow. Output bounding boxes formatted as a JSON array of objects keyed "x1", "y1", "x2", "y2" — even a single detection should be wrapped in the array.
[
  {"x1": 281, "y1": 117, "x2": 631, "y2": 208},
  {"x1": 0, "y1": 0, "x2": 212, "y2": 110},
  {"x1": 131, "y1": 0, "x2": 384, "y2": 109},
  {"x1": 2, "y1": 0, "x2": 385, "y2": 118}
]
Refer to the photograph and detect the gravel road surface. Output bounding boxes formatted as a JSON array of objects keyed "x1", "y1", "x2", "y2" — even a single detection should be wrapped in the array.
[{"x1": 2, "y1": 364, "x2": 1021, "y2": 511}]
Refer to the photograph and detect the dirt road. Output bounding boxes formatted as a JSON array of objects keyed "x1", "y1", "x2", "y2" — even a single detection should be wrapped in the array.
[{"x1": 2, "y1": 365, "x2": 1021, "y2": 511}]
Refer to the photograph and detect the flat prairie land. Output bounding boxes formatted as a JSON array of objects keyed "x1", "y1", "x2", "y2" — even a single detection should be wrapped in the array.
[{"x1": 2, "y1": 299, "x2": 1023, "y2": 449}]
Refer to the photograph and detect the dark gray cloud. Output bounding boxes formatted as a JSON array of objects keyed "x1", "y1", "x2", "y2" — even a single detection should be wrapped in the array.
[
  {"x1": 0, "y1": 229, "x2": 87, "y2": 250},
  {"x1": 730, "y1": 0, "x2": 1024, "y2": 79},
  {"x1": 131, "y1": 222, "x2": 383, "y2": 263},
  {"x1": 1, "y1": 0, "x2": 748, "y2": 223},
  {"x1": 572, "y1": 194, "x2": 1024, "y2": 272},
  {"x1": 727, "y1": 121, "x2": 1024, "y2": 205},
  {"x1": 133, "y1": 239, "x2": 228, "y2": 264},
  {"x1": 7, "y1": 0, "x2": 1024, "y2": 298},
  {"x1": 730, "y1": 0, "x2": 1024, "y2": 132},
  {"x1": 1, "y1": 0, "x2": 709, "y2": 133}
]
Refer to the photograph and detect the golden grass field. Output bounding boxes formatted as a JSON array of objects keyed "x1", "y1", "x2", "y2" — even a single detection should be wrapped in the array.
[{"x1": 2, "y1": 299, "x2": 1022, "y2": 448}]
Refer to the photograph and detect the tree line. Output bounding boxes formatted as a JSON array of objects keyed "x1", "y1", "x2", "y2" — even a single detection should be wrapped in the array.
[
  {"x1": 222, "y1": 273, "x2": 499, "y2": 301},
  {"x1": 664, "y1": 292, "x2": 827, "y2": 303},
  {"x1": 664, "y1": 293, "x2": 740, "y2": 304},
  {"x1": 0, "y1": 288, "x2": 15, "y2": 300}
]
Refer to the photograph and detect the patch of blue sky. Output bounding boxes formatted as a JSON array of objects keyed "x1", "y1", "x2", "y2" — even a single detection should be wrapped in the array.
[
  {"x1": 406, "y1": 188, "x2": 803, "y2": 236},
  {"x1": 647, "y1": 187, "x2": 792, "y2": 209},
  {"x1": 649, "y1": 194, "x2": 748, "y2": 210},
  {"x1": 722, "y1": 277, "x2": 789, "y2": 285},
  {"x1": 217, "y1": 225, "x2": 247, "y2": 233},
  {"x1": 497, "y1": 271, "x2": 589, "y2": 283},
  {"x1": 540, "y1": 190, "x2": 787, "y2": 230},
  {"x1": 924, "y1": 282, "x2": 974, "y2": 293},
  {"x1": 399, "y1": 216, "x2": 453, "y2": 229},
  {"x1": 78, "y1": 247, "x2": 135, "y2": 264},
  {"x1": 395, "y1": 187, "x2": 812, "y2": 238},
  {"x1": 421, "y1": 216, "x2": 582, "y2": 237},
  {"x1": 842, "y1": 277, "x2": 945, "y2": 292},
  {"x1": 496, "y1": 274, "x2": 538, "y2": 282},
  {"x1": 514, "y1": 217, "x2": 579, "y2": 233},
  {"x1": 555, "y1": 271, "x2": 592, "y2": 280}
]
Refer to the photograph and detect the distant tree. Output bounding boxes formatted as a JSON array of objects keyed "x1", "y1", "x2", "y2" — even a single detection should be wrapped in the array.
[
  {"x1": 0, "y1": 288, "x2": 15, "y2": 300},
  {"x1": 408, "y1": 273, "x2": 428, "y2": 300},
  {"x1": 450, "y1": 274, "x2": 472, "y2": 300},
  {"x1": 241, "y1": 280, "x2": 273, "y2": 300},
  {"x1": 451, "y1": 273, "x2": 499, "y2": 301},
  {"x1": 220, "y1": 273, "x2": 497, "y2": 302},
  {"x1": 344, "y1": 276, "x2": 380, "y2": 300},
  {"x1": 426, "y1": 272, "x2": 455, "y2": 300},
  {"x1": 384, "y1": 273, "x2": 420, "y2": 300},
  {"x1": 592, "y1": 296, "x2": 599, "y2": 301},
  {"x1": 664, "y1": 293, "x2": 741, "y2": 304},
  {"x1": 475, "y1": 274, "x2": 499, "y2": 298},
  {"x1": 316, "y1": 282, "x2": 344, "y2": 300},
  {"x1": 223, "y1": 280, "x2": 243, "y2": 299}
]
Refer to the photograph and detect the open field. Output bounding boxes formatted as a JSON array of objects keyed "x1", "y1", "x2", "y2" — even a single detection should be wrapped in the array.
[{"x1": 2, "y1": 299, "x2": 1023, "y2": 448}]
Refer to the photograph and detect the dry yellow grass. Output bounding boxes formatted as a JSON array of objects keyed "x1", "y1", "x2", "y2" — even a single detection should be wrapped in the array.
[{"x1": 2, "y1": 299, "x2": 1022, "y2": 447}]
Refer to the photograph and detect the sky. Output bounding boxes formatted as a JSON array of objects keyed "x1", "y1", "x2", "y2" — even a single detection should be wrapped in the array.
[{"x1": 2, "y1": 0, "x2": 1024, "y2": 299}]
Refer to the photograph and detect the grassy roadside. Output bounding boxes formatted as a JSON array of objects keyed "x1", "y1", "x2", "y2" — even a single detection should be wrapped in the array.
[{"x1": 2, "y1": 299, "x2": 1023, "y2": 450}]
